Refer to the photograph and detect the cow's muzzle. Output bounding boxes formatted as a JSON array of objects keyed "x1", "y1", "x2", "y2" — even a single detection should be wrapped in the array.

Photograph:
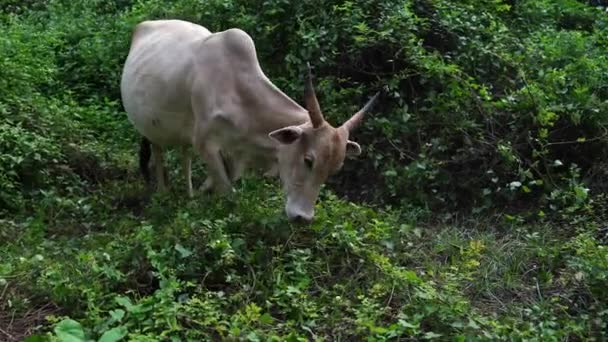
[{"x1": 285, "y1": 203, "x2": 314, "y2": 224}]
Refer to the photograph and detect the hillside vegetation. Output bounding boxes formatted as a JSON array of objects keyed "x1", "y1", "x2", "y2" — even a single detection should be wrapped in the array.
[{"x1": 1, "y1": 0, "x2": 608, "y2": 340}]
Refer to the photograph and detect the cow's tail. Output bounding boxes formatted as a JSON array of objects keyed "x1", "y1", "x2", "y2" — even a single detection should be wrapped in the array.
[{"x1": 139, "y1": 136, "x2": 152, "y2": 184}]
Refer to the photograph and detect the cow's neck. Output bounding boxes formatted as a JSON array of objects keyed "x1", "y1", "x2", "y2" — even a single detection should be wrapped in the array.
[
  {"x1": 234, "y1": 75, "x2": 310, "y2": 160},
  {"x1": 247, "y1": 76, "x2": 310, "y2": 130}
]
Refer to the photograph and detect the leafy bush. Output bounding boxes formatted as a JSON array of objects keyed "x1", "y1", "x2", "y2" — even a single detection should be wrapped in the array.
[
  {"x1": 5, "y1": 0, "x2": 607, "y2": 212},
  {"x1": 0, "y1": 18, "x2": 61, "y2": 209}
]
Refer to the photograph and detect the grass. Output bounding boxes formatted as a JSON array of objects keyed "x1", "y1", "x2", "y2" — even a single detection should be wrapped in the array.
[{"x1": 1, "y1": 141, "x2": 607, "y2": 340}]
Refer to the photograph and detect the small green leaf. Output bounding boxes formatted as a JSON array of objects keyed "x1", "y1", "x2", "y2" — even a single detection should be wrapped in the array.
[
  {"x1": 423, "y1": 331, "x2": 443, "y2": 340},
  {"x1": 450, "y1": 320, "x2": 465, "y2": 328},
  {"x1": 98, "y1": 326, "x2": 127, "y2": 342},
  {"x1": 54, "y1": 319, "x2": 86, "y2": 342},
  {"x1": 259, "y1": 313, "x2": 273, "y2": 324},
  {"x1": 370, "y1": 325, "x2": 388, "y2": 334},
  {"x1": 175, "y1": 243, "x2": 193, "y2": 258},
  {"x1": 384, "y1": 169, "x2": 397, "y2": 177},
  {"x1": 23, "y1": 335, "x2": 46, "y2": 342},
  {"x1": 398, "y1": 319, "x2": 417, "y2": 329},
  {"x1": 467, "y1": 318, "x2": 480, "y2": 329},
  {"x1": 246, "y1": 332, "x2": 260, "y2": 342},
  {"x1": 109, "y1": 309, "x2": 125, "y2": 323},
  {"x1": 114, "y1": 296, "x2": 133, "y2": 311},
  {"x1": 403, "y1": 270, "x2": 421, "y2": 283}
]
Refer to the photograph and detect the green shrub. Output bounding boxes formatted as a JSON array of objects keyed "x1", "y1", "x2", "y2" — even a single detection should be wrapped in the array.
[{"x1": 6, "y1": 0, "x2": 607, "y2": 212}]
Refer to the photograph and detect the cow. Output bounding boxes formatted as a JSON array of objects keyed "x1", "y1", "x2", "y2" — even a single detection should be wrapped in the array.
[{"x1": 120, "y1": 19, "x2": 379, "y2": 223}]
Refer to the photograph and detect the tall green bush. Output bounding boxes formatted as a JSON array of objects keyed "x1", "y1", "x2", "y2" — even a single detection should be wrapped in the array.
[{"x1": 2, "y1": 0, "x2": 607, "y2": 213}]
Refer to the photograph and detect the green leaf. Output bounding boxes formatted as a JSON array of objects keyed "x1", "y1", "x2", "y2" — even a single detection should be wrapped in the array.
[
  {"x1": 423, "y1": 331, "x2": 443, "y2": 340},
  {"x1": 54, "y1": 319, "x2": 86, "y2": 342},
  {"x1": 403, "y1": 270, "x2": 421, "y2": 283},
  {"x1": 384, "y1": 169, "x2": 397, "y2": 177},
  {"x1": 109, "y1": 309, "x2": 125, "y2": 323},
  {"x1": 246, "y1": 332, "x2": 260, "y2": 342},
  {"x1": 259, "y1": 313, "x2": 273, "y2": 324},
  {"x1": 98, "y1": 326, "x2": 127, "y2": 342},
  {"x1": 467, "y1": 318, "x2": 481, "y2": 330},
  {"x1": 175, "y1": 243, "x2": 193, "y2": 258},
  {"x1": 114, "y1": 296, "x2": 133, "y2": 312},
  {"x1": 23, "y1": 335, "x2": 46, "y2": 342},
  {"x1": 370, "y1": 325, "x2": 389, "y2": 334}
]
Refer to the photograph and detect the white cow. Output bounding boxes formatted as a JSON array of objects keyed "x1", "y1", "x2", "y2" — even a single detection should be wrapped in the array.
[{"x1": 120, "y1": 19, "x2": 379, "y2": 223}]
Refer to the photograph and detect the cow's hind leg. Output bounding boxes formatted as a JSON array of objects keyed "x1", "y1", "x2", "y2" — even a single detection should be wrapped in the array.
[
  {"x1": 151, "y1": 144, "x2": 169, "y2": 192},
  {"x1": 139, "y1": 136, "x2": 153, "y2": 188}
]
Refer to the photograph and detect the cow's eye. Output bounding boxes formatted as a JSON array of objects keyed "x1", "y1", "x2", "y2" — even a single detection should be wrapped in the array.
[{"x1": 304, "y1": 156, "x2": 314, "y2": 169}]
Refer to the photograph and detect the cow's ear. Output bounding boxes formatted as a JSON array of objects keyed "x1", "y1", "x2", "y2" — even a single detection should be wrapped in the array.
[
  {"x1": 345, "y1": 140, "x2": 361, "y2": 157},
  {"x1": 269, "y1": 126, "x2": 303, "y2": 145}
]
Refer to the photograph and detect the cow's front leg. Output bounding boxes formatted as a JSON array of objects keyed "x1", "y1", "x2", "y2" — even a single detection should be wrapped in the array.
[
  {"x1": 181, "y1": 146, "x2": 193, "y2": 198},
  {"x1": 229, "y1": 156, "x2": 248, "y2": 182},
  {"x1": 200, "y1": 177, "x2": 213, "y2": 193},
  {"x1": 217, "y1": 151, "x2": 246, "y2": 182},
  {"x1": 198, "y1": 144, "x2": 233, "y2": 194}
]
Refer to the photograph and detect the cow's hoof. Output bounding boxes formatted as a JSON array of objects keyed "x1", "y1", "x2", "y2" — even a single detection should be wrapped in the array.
[{"x1": 200, "y1": 178, "x2": 213, "y2": 193}]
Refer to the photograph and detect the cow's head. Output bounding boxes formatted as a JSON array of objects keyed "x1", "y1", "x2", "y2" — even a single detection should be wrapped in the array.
[{"x1": 269, "y1": 64, "x2": 379, "y2": 224}]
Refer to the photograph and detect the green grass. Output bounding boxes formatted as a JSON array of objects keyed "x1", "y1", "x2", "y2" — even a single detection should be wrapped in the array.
[{"x1": 1, "y1": 142, "x2": 607, "y2": 340}]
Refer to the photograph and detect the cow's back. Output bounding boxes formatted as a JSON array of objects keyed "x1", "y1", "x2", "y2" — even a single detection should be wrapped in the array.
[{"x1": 121, "y1": 20, "x2": 212, "y2": 146}]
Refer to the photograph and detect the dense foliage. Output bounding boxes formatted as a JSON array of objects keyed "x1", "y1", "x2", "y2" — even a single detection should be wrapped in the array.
[{"x1": 1, "y1": 0, "x2": 608, "y2": 340}]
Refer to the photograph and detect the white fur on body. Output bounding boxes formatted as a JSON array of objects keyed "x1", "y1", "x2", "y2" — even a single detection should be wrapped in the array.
[{"x1": 121, "y1": 20, "x2": 307, "y2": 195}]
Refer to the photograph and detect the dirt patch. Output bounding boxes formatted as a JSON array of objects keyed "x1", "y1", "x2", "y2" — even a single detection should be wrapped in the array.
[
  {"x1": 0, "y1": 303, "x2": 61, "y2": 342},
  {"x1": 111, "y1": 191, "x2": 151, "y2": 217},
  {"x1": 60, "y1": 143, "x2": 130, "y2": 185}
]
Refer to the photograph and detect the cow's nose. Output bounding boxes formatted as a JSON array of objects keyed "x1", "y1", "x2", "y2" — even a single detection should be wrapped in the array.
[
  {"x1": 286, "y1": 208, "x2": 314, "y2": 224},
  {"x1": 291, "y1": 214, "x2": 313, "y2": 224}
]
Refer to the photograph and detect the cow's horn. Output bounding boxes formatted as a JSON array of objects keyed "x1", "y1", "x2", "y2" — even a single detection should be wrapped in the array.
[
  {"x1": 304, "y1": 62, "x2": 324, "y2": 128},
  {"x1": 341, "y1": 91, "x2": 380, "y2": 133}
]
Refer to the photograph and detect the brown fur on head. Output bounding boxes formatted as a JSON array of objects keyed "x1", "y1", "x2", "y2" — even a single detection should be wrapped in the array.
[{"x1": 268, "y1": 63, "x2": 379, "y2": 223}]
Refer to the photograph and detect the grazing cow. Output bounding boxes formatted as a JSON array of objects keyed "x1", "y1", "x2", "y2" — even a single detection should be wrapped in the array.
[{"x1": 120, "y1": 19, "x2": 379, "y2": 223}]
